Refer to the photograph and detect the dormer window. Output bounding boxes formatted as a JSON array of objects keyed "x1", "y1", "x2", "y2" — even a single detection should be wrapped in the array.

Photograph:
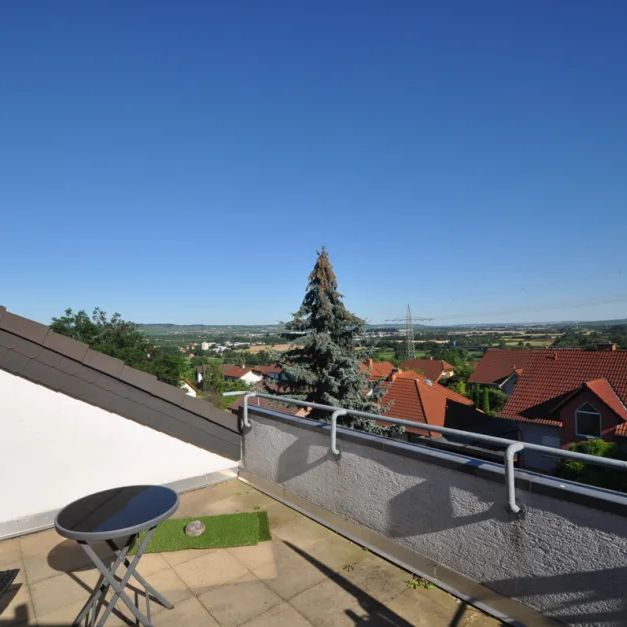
[{"x1": 575, "y1": 403, "x2": 601, "y2": 438}]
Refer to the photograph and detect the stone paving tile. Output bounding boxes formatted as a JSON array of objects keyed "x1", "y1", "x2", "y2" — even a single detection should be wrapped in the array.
[
  {"x1": 263, "y1": 500, "x2": 301, "y2": 528},
  {"x1": 160, "y1": 546, "x2": 213, "y2": 567},
  {"x1": 0, "y1": 537, "x2": 21, "y2": 567},
  {"x1": 338, "y1": 553, "x2": 410, "y2": 604},
  {"x1": 270, "y1": 512, "x2": 338, "y2": 549},
  {"x1": 301, "y1": 535, "x2": 369, "y2": 573},
  {"x1": 229, "y1": 539, "x2": 327, "y2": 601},
  {"x1": 18, "y1": 529, "x2": 59, "y2": 561},
  {"x1": 172, "y1": 548, "x2": 255, "y2": 595},
  {"x1": 385, "y1": 587, "x2": 503, "y2": 627},
  {"x1": 289, "y1": 576, "x2": 409, "y2": 627},
  {"x1": 239, "y1": 602, "x2": 313, "y2": 627},
  {"x1": 0, "y1": 560, "x2": 33, "y2": 626},
  {"x1": 153, "y1": 596, "x2": 220, "y2": 626},
  {"x1": 29, "y1": 569, "x2": 101, "y2": 618},
  {"x1": 198, "y1": 575, "x2": 282, "y2": 626}
]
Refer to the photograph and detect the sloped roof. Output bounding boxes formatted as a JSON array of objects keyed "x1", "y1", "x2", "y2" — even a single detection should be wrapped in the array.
[
  {"x1": 252, "y1": 365, "x2": 282, "y2": 376},
  {"x1": 468, "y1": 349, "x2": 535, "y2": 385},
  {"x1": 400, "y1": 358, "x2": 455, "y2": 381},
  {"x1": 584, "y1": 378, "x2": 627, "y2": 421},
  {"x1": 222, "y1": 364, "x2": 254, "y2": 378},
  {"x1": 229, "y1": 394, "x2": 305, "y2": 417},
  {"x1": 0, "y1": 306, "x2": 240, "y2": 460},
  {"x1": 360, "y1": 359, "x2": 396, "y2": 381},
  {"x1": 378, "y1": 370, "x2": 473, "y2": 434},
  {"x1": 502, "y1": 349, "x2": 627, "y2": 426}
]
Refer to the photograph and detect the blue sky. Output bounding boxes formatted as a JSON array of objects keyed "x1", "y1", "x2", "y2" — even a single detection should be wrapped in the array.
[{"x1": 1, "y1": 1, "x2": 626, "y2": 325}]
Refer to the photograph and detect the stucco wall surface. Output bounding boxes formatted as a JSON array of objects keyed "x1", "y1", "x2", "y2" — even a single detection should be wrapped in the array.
[{"x1": 243, "y1": 413, "x2": 627, "y2": 626}]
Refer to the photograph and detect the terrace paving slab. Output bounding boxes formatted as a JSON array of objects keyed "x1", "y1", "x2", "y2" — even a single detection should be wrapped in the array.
[
  {"x1": 0, "y1": 478, "x2": 503, "y2": 626},
  {"x1": 198, "y1": 576, "x2": 282, "y2": 626}
]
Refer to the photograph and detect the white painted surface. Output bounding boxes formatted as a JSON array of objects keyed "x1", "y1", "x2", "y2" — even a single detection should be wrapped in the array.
[
  {"x1": 0, "y1": 369, "x2": 238, "y2": 529},
  {"x1": 240, "y1": 371, "x2": 263, "y2": 385},
  {"x1": 180, "y1": 381, "x2": 197, "y2": 397}
]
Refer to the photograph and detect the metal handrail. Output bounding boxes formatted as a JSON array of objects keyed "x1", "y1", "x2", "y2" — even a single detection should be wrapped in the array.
[{"x1": 223, "y1": 390, "x2": 627, "y2": 513}]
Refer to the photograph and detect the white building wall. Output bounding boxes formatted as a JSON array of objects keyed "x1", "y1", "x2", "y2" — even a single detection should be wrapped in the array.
[
  {"x1": 240, "y1": 371, "x2": 263, "y2": 385},
  {"x1": 0, "y1": 369, "x2": 238, "y2": 538}
]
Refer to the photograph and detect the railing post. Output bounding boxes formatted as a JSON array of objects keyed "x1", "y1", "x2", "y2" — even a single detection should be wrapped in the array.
[
  {"x1": 330, "y1": 409, "x2": 348, "y2": 456},
  {"x1": 242, "y1": 392, "x2": 258, "y2": 429},
  {"x1": 505, "y1": 442, "x2": 525, "y2": 514}
]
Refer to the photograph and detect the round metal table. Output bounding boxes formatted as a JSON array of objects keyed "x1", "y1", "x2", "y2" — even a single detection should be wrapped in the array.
[{"x1": 55, "y1": 485, "x2": 179, "y2": 626}]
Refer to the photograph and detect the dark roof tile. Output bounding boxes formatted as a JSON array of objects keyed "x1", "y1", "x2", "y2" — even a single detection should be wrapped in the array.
[
  {"x1": 0, "y1": 350, "x2": 30, "y2": 375},
  {"x1": 182, "y1": 396, "x2": 239, "y2": 432},
  {"x1": 20, "y1": 359, "x2": 55, "y2": 386},
  {"x1": 10, "y1": 335, "x2": 43, "y2": 360},
  {"x1": 153, "y1": 380, "x2": 186, "y2": 406},
  {"x1": 44, "y1": 331, "x2": 90, "y2": 362},
  {"x1": 83, "y1": 349, "x2": 125, "y2": 378},
  {"x1": 0, "y1": 306, "x2": 6, "y2": 322},
  {"x1": 54, "y1": 354, "x2": 83, "y2": 376},
  {"x1": 0, "y1": 312, "x2": 49, "y2": 344},
  {"x1": 120, "y1": 365, "x2": 157, "y2": 394}
]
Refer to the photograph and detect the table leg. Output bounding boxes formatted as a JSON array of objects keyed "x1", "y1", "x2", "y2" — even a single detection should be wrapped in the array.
[
  {"x1": 74, "y1": 528, "x2": 172, "y2": 626},
  {"x1": 107, "y1": 539, "x2": 173, "y2": 610},
  {"x1": 74, "y1": 535, "x2": 134, "y2": 626}
]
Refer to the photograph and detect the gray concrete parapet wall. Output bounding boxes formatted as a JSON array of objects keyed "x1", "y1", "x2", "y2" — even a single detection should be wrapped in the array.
[{"x1": 241, "y1": 408, "x2": 627, "y2": 626}]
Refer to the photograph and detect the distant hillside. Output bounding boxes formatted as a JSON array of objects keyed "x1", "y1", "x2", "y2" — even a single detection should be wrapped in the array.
[{"x1": 136, "y1": 318, "x2": 627, "y2": 336}]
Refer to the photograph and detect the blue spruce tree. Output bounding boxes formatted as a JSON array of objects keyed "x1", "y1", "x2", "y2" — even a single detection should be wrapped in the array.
[{"x1": 278, "y1": 249, "x2": 402, "y2": 437}]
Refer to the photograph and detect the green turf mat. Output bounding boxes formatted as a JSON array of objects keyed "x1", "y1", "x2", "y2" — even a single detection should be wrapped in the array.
[{"x1": 131, "y1": 511, "x2": 271, "y2": 554}]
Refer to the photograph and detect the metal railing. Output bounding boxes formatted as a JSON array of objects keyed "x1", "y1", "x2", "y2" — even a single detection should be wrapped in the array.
[{"x1": 224, "y1": 390, "x2": 627, "y2": 513}]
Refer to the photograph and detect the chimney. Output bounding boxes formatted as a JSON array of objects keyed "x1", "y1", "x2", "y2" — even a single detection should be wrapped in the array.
[{"x1": 597, "y1": 342, "x2": 617, "y2": 352}]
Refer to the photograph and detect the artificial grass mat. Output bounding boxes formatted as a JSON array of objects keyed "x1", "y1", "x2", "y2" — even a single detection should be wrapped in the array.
[{"x1": 131, "y1": 511, "x2": 271, "y2": 554}]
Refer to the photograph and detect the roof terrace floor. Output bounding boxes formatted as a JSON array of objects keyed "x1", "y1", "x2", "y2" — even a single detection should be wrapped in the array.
[{"x1": 0, "y1": 479, "x2": 502, "y2": 626}]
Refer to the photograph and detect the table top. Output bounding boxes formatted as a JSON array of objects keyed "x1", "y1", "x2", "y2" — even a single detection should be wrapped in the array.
[{"x1": 55, "y1": 485, "x2": 179, "y2": 541}]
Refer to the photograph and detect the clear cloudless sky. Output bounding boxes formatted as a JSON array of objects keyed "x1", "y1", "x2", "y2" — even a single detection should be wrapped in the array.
[{"x1": 1, "y1": 1, "x2": 626, "y2": 325}]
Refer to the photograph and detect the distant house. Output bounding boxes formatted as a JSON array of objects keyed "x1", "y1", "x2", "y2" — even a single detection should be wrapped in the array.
[
  {"x1": 252, "y1": 364, "x2": 284, "y2": 382},
  {"x1": 180, "y1": 379, "x2": 198, "y2": 397},
  {"x1": 400, "y1": 358, "x2": 455, "y2": 382},
  {"x1": 377, "y1": 370, "x2": 485, "y2": 439},
  {"x1": 222, "y1": 364, "x2": 263, "y2": 386},
  {"x1": 494, "y1": 348, "x2": 627, "y2": 470},
  {"x1": 360, "y1": 358, "x2": 396, "y2": 381},
  {"x1": 229, "y1": 394, "x2": 308, "y2": 417},
  {"x1": 469, "y1": 349, "x2": 535, "y2": 395}
]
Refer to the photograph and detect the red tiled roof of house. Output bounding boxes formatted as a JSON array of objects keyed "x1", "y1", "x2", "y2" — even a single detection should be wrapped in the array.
[
  {"x1": 502, "y1": 349, "x2": 627, "y2": 424},
  {"x1": 400, "y1": 358, "x2": 455, "y2": 382},
  {"x1": 468, "y1": 349, "x2": 536, "y2": 385},
  {"x1": 378, "y1": 370, "x2": 473, "y2": 434},
  {"x1": 222, "y1": 364, "x2": 253, "y2": 378},
  {"x1": 360, "y1": 359, "x2": 396, "y2": 381},
  {"x1": 584, "y1": 378, "x2": 627, "y2": 421},
  {"x1": 615, "y1": 422, "x2": 627, "y2": 438},
  {"x1": 252, "y1": 365, "x2": 282, "y2": 376},
  {"x1": 229, "y1": 395, "x2": 306, "y2": 416}
]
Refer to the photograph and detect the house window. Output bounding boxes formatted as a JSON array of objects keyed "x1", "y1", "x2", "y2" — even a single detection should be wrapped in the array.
[{"x1": 575, "y1": 403, "x2": 601, "y2": 438}]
